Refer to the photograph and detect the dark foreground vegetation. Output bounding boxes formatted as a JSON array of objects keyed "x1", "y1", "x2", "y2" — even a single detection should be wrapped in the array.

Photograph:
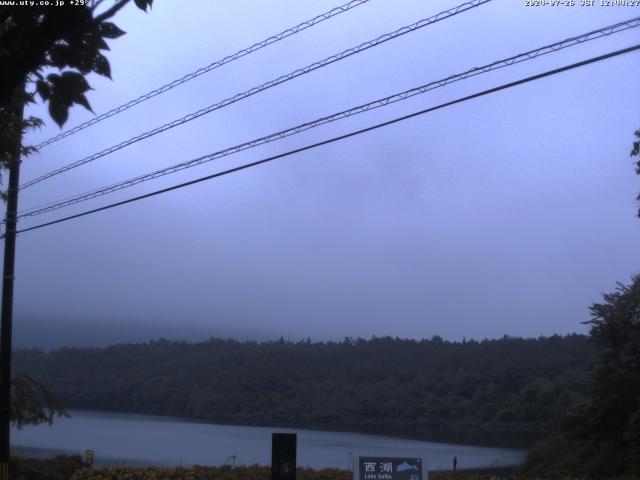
[
  {"x1": 12, "y1": 455, "x2": 350, "y2": 480},
  {"x1": 21, "y1": 456, "x2": 638, "y2": 480},
  {"x1": 523, "y1": 275, "x2": 640, "y2": 479},
  {"x1": 2, "y1": 456, "x2": 555, "y2": 480},
  {"x1": 14, "y1": 334, "x2": 593, "y2": 444},
  {"x1": 12, "y1": 455, "x2": 85, "y2": 480}
]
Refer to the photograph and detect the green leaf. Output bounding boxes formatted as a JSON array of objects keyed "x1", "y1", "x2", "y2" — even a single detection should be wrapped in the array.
[
  {"x1": 23, "y1": 116, "x2": 44, "y2": 131},
  {"x1": 96, "y1": 36, "x2": 110, "y2": 51},
  {"x1": 92, "y1": 52, "x2": 111, "y2": 78},
  {"x1": 76, "y1": 94, "x2": 93, "y2": 113},
  {"x1": 98, "y1": 21, "x2": 125, "y2": 39},
  {"x1": 134, "y1": 0, "x2": 153, "y2": 11},
  {"x1": 49, "y1": 45, "x2": 74, "y2": 68},
  {"x1": 24, "y1": 91, "x2": 36, "y2": 105},
  {"x1": 46, "y1": 73, "x2": 61, "y2": 84},
  {"x1": 52, "y1": 71, "x2": 94, "y2": 112},
  {"x1": 49, "y1": 100, "x2": 69, "y2": 127},
  {"x1": 60, "y1": 70, "x2": 91, "y2": 93}
]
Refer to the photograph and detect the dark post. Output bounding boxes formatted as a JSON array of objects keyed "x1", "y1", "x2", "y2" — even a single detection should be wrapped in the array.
[
  {"x1": 271, "y1": 433, "x2": 296, "y2": 480},
  {"x1": 0, "y1": 86, "x2": 24, "y2": 480}
]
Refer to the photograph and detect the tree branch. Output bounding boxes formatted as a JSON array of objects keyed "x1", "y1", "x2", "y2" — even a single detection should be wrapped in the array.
[
  {"x1": 94, "y1": 0, "x2": 130, "y2": 23},
  {"x1": 91, "y1": 0, "x2": 107, "y2": 12}
]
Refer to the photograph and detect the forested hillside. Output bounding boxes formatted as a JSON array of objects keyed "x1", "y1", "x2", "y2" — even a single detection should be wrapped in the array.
[{"x1": 14, "y1": 335, "x2": 593, "y2": 446}]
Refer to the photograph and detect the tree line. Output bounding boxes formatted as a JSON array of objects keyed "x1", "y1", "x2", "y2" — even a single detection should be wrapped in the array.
[
  {"x1": 14, "y1": 334, "x2": 593, "y2": 446},
  {"x1": 524, "y1": 274, "x2": 640, "y2": 478}
]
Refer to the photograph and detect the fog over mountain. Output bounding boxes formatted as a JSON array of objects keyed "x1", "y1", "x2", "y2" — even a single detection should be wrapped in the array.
[{"x1": 10, "y1": 0, "x2": 640, "y2": 349}]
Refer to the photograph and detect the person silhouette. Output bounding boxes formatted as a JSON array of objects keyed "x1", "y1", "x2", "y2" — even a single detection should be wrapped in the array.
[{"x1": 453, "y1": 456, "x2": 458, "y2": 472}]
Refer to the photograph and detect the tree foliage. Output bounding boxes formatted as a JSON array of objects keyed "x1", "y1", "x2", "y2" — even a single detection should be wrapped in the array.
[
  {"x1": 0, "y1": 0, "x2": 153, "y2": 171},
  {"x1": 10, "y1": 373, "x2": 68, "y2": 429},
  {"x1": 633, "y1": 129, "x2": 640, "y2": 217},
  {"x1": 525, "y1": 275, "x2": 640, "y2": 479},
  {"x1": 14, "y1": 334, "x2": 594, "y2": 446}
]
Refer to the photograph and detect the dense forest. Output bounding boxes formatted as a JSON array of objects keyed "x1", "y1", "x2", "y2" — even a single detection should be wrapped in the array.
[{"x1": 14, "y1": 334, "x2": 593, "y2": 446}]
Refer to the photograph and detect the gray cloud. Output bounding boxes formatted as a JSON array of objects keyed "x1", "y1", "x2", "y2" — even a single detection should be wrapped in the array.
[{"x1": 10, "y1": 0, "x2": 640, "y2": 348}]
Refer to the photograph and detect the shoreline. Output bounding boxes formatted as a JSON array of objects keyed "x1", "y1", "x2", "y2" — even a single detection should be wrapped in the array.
[
  {"x1": 12, "y1": 410, "x2": 526, "y2": 470},
  {"x1": 60, "y1": 408, "x2": 538, "y2": 450},
  {"x1": 12, "y1": 446, "x2": 525, "y2": 472}
]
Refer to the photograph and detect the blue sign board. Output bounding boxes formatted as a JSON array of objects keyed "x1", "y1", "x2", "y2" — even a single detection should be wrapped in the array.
[{"x1": 358, "y1": 456, "x2": 423, "y2": 480}]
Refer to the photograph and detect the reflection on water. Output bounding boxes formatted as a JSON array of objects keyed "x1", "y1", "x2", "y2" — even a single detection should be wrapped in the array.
[{"x1": 12, "y1": 410, "x2": 525, "y2": 470}]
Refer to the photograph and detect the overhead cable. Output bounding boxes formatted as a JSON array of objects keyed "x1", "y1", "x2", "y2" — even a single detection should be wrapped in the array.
[
  {"x1": 34, "y1": 0, "x2": 374, "y2": 149},
  {"x1": 17, "y1": 16, "x2": 640, "y2": 219},
  {"x1": 20, "y1": 0, "x2": 492, "y2": 189},
  {"x1": 13, "y1": 43, "x2": 640, "y2": 236}
]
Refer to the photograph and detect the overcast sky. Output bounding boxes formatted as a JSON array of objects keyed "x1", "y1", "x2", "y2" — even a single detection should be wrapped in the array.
[{"x1": 8, "y1": 0, "x2": 640, "y2": 349}]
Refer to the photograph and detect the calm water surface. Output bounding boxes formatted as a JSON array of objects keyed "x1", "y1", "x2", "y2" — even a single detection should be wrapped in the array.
[{"x1": 12, "y1": 410, "x2": 525, "y2": 470}]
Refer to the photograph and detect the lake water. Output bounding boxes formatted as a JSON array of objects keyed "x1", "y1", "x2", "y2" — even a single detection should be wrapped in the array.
[{"x1": 12, "y1": 410, "x2": 526, "y2": 470}]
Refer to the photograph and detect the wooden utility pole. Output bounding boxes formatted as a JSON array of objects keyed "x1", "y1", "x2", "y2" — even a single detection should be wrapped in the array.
[{"x1": 0, "y1": 86, "x2": 24, "y2": 480}]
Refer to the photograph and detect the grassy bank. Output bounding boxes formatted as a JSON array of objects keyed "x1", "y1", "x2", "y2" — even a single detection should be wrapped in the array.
[
  {"x1": 18, "y1": 455, "x2": 624, "y2": 480},
  {"x1": 12, "y1": 455, "x2": 86, "y2": 480},
  {"x1": 69, "y1": 466, "x2": 521, "y2": 480}
]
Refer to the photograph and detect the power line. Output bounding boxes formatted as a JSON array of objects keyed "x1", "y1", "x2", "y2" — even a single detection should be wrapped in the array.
[
  {"x1": 17, "y1": 16, "x2": 640, "y2": 219},
  {"x1": 13, "y1": 43, "x2": 640, "y2": 237},
  {"x1": 20, "y1": 0, "x2": 492, "y2": 190},
  {"x1": 34, "y1": 0, "x2": 373, "y2": 150}
]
